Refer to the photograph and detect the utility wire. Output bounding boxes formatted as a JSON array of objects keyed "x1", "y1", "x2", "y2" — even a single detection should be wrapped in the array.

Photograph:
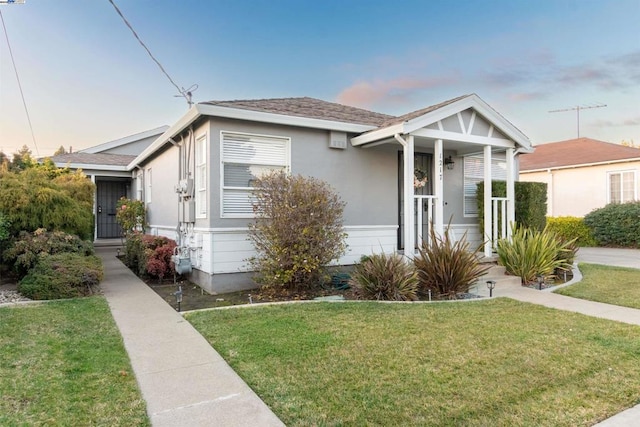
[
  {"x1": 107, "y1": 0, "x2": 195, "y2": 106},
  {"x1": 0, "y1": 9, "x2": 40, "y2": 156}
]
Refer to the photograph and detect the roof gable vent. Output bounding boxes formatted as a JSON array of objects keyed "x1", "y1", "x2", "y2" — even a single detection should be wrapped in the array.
[{"x1": 329, "y1": 131, "x2": 347, "y2": 149}]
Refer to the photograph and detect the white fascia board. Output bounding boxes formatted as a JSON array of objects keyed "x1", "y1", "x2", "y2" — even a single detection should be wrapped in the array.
[
  {"x1": 405, "y1": 94, "x2": 532, "y2": 151},
  {"x1": 412, "y1": 128, "x2": 516, "y2": 148},
  {"x1": 350, "y1": 123, "x2": 405, "y2": 146},
  {"x1": 128, "y1": 106, "x2": 201, "y2": 170},
  {"x1": 81, "y1": 125, "x2": 170, "y2": 154},
  {"x1": 53, "y1": 162, "x2": 128, "y2": 171},
  {"x1": 521, "y1": 158, "x2": 640, "y2": 173},
  {"x1": 197, "y1": 104, "x2": 375, "y2": 133}
]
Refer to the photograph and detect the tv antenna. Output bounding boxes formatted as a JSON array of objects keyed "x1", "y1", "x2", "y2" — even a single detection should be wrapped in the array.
[{"x1": 549, "y1": 103, "x2": 607, "y2": 138}]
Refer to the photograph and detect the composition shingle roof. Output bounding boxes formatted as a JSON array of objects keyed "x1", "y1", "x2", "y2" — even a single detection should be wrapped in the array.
[
  {"x1": 376, "y1": 94, "x2": 471, "y2": 128},
  {"x1": 202, "y1": 97, "x2": 394, "y2": 127},
  {"x1": 49, "y1": 152, "x2": 137, "y2": 167},
  {"x1": 520, "y1": 138, "x2": 640, "y2": 171}
]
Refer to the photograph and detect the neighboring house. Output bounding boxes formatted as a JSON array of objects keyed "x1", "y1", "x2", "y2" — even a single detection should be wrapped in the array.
[
  {"x1": 48, "y1": 126, "x2": 169, "y2": 239},
  {"x1": 125, "y1": 94, "x2": 532, "y2": 293},
  {"x1": 519, "y1": 137, "x2": 640, "y2": 217}
]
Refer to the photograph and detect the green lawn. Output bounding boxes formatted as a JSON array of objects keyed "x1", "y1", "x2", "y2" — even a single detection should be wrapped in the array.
[
  {"x1": 187, "y1": 300, "x2": 640, "y2": 426},
  {"x1": 555, "y1": 263, "x2": 640, "y2": 309},
  {"x1": 0, "y1": 297, "x2": 149, "y2": 426}
]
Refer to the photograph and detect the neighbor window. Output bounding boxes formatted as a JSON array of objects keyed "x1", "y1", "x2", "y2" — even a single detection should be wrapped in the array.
[
  {"x1": 608, "y1": 170, "x2": 636, "y2": 204},
  {"x1": 221, "y1": 131, "x2": 290, "y2": 217},
  {"x1": 145, "y1": 168, "x2": 152, "y2": 205},
  {"x1": 195, "y1": 134, "x2": 207, "y2": 217},
  {"x1": 463, "y1": 154, "x2": 507, "y2": 216}
]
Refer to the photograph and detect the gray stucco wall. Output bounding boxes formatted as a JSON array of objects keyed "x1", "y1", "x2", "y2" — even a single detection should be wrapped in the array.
[{"x1": 144, "y1": 147, "x2": 179, "y2": 227}]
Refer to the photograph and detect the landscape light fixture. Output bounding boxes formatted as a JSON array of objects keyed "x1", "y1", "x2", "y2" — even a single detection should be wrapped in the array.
[
  {"x1": 116, "y1": 248, "x2": 120, "y2": 257},
  {"x1": 486, "y1": 280, "x2": 496, "y2": 297},
  {"x1": 174, "y1": 285, "x2": 183, "y2": 312},
  {"x1": 537, "y1": 274, "x2": 544, "y2": 290},
  {"x1": 444, "y1": 156, "x2": 455, "y2": 170}
]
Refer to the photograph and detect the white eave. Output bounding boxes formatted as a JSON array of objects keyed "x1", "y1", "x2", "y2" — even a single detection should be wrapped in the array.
[
  {"x1": 52, "y1": 162, "x2": 129, "y2": 171},
  {"x1": 521, "y1": 157, "x2": 640, "y2": 173},
  {"x1": 351, "y1": 94, "x2": 533, "y2": 153},
  {"x1": 80, "y1": 125, "x2": 170, "y2": 154},
  {"x1": 128, "y1": 104, "x2": 377, "y2": 170}
]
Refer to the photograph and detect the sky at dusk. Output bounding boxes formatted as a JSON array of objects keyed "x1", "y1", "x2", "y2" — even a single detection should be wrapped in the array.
[{"x1": 1, "y1": 0, "x2": 639, "y2": 157}]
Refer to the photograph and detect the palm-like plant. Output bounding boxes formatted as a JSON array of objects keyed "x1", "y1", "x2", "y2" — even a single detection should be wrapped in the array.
[{"x1": 350, "y1": 252, "x2": 419, "y2": 301}]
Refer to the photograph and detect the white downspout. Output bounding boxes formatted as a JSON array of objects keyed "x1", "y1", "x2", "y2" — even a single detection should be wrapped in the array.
[
  {"x1": 547, "y1": 168, "x2": 553, "y2": 217},
  {"x1": 395, "y1": 133, "x2": 415, "y2": 257},
  {"x1": 483, "y1": 145, "x2": 492, "y2": 257}
]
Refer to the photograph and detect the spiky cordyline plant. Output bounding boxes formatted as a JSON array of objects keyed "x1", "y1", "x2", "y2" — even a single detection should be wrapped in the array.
[
  {"x1": 414, "y1": 226, "x2": 490, "y2": 300},
  {"x1": 349, "y1": 252, "x2": 419, "y2": 301},
  {"x1": 496, "y1": 224, "x2": 574, "y2": 285}
]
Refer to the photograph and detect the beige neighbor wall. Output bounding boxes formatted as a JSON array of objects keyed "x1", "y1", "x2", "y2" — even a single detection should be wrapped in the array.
[{"x1": 520, "y1": 160, "x2": 640, "y2": 217}]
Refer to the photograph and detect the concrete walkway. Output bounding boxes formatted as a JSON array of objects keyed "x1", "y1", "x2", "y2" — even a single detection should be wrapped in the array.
[{"x1": 97, "y1": 247, "x2": 284, "y2": 427}]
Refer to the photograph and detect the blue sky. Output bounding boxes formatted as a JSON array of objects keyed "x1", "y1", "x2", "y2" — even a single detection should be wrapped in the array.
[{"x1": 1, "y1": 0, "x2": 639, "y2": 157}]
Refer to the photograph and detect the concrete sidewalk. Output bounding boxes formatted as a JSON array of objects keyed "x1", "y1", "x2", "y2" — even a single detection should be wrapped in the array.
[{"x1": 97, "y1": 247, "x2": 284, "y2": 427}]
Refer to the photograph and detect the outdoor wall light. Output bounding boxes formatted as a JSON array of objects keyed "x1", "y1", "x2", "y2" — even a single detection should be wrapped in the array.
[
  {"x1": 444, "y1": 156, "x2": 455, "y2": 170},
  {"x1": 537, "y1": 274, "x2": 544, "y2": 290},
  {"x1": 486, "y1": 280, "x2": 496, "y2": 297}
]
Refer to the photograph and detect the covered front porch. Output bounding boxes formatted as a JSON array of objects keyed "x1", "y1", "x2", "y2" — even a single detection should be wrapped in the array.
[{"x1": 351, "y1": 94, "x2": 533, "y2": 257}]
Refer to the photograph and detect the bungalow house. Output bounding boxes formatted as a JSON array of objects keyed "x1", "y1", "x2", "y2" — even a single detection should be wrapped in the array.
[
  {"x1": 126, "y1": 94, "x2": 533, "y2": 293},
  {"x1": 519, "y1": 138, "x2": 640, "y2": 217},
  {"x1": 48, "y1": 126, "x2": 169, "y2": 239}
]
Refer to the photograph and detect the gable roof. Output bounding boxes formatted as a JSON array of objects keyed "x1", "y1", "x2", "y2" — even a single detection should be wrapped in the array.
[
  {"x1": 202, "y1": 97, "x2": 393, "y2": 127},
  {"x1": 520, "y1": 138, "x2": 640, "y2": 171},
  {"x1": 49, "y1": 152, "x2": 136, "y2": 170},
  {"x1": 80, "y1": 126, "x2": 169, "y2": 154}
]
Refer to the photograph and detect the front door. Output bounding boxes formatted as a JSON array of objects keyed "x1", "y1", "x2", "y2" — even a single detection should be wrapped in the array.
[
  {"x1": 96, "y1": 180, "x2": 127, "y2": 238},
  {"x1": 398, "y1": 152, "x2": 433, "y2": 250}
]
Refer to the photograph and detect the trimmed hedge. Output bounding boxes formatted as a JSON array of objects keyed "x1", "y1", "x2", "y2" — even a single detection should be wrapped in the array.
[
  {"x1": 477, "y1": 180, "x2": 547, "y2": 231},
  {"x1": 123, "y1": 233, "x2": 177, "y2": 280},
  {"x1": 546, "y1": 216, "x2": 597, "y2": 247},
  {"x1": 584, "y1": 202, "x2": 640, "y2": 248},
  {"x1": 18, "y1": 252, "x2": 104, "y2": 300}
]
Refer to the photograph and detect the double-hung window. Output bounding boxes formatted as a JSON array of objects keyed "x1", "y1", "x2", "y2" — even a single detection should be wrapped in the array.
[
  {"x1": 608, "y1": 170, "x2": 637, "y2": 204},
  {"x1": 221, "y1": 131, "x2": 290, "y2": 217},
  {"x1": 195, "y1": 135, "x2": 207, "y2": 217},
  {"x1": 463, "y1": 154, "x2": 507, "y2": 216}
]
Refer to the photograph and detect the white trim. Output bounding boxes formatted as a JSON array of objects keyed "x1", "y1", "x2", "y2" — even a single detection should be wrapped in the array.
[
  {"x1": 80, "y1": 126, "x2": 169, "y2": 154},
  {"x1": 412, "y1": 128, "x2": 515, "y2": 148},
  {"x1": 195, "y1": 132, "x2": 208, "y2": 219},
  {"x1": 468, "y1": 110, "x2": 477, "y2": 135},
  {"x1": 521, "y1": 158, "x2": 640, "y2": 174},
  {"x1": 607, "y1": 169, "x2": 637, "y2": 204},
  {"x1": 52, "y1": 162, "x2": 128, "y2": 171}
]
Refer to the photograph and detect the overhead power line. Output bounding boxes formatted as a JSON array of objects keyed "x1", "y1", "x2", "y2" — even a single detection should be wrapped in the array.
[
  {"x1": 107, "y1": 0, "x2": 196, "y2": 106},
  {"x1": 549, "y1": 104, "x2": 607, "y2": 139},
  {"x1": 0, "y1": 9, "x2": 40, "y2": 156}
]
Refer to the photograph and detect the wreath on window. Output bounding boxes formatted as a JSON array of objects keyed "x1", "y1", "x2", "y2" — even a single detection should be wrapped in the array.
[{"x1": 414, "y1": 167, "x2": 428, "y2": 189}]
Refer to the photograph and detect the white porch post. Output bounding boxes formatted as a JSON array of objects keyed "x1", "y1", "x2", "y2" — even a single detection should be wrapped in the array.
[
  {"x1": 90, "y1": 174, "x2": 97, "y2": 241},
  {"x1": 434, "y1": 139, "x2": 444, "y2": 238},
  {"x1": 483, "y1": 145, "x2": 492, "y2": 257},
  {"x1": 403, "y1": 135, "x2": 415, "y2": 256},
  {"x1": 506, "y1": 148, "x2": 515, "y2": 239}
]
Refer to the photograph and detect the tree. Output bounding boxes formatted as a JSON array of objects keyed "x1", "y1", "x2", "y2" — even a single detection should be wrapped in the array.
[
  {"x1": 9, "y1": 145, "x2": 34, "y2": 172},
  {"x1": 248, "y1": 171, "x2": 347, "y2": 291},
  {"x1": 621, "y1": 139, "x2": 638, "y2": 148},
  {"x1": 53, "y1": 145, "x2": 67, "y2": 156}
]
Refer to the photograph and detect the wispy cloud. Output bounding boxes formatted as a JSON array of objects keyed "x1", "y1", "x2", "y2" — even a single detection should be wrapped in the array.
[
  {"x1": 591, "y1": 116, "x2": 640, "y2": 128},
  {"x1": 336, "y1": 76, "x2": 456, "y2": 108}
]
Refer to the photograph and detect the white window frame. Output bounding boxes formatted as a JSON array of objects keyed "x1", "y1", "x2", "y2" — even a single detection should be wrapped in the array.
[
  {"x1": 220, "y1": 130, "x2": 290, "y2": 218},
  {"x1": 195, "y1": 133, "x2": 208, "y2": 218},
  {"x1": 463, "y1": 153, "x2": 507, "y2": 217},
  {"x1": 607, "y1": 170, "x2": 637, "y2": 204},
  {"x1": 145, "y1": 167, "x2": 152, "y2": 205}
]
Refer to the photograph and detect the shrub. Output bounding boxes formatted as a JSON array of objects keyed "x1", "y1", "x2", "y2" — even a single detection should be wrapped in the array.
[
  {"x1": 584, "y1": 202, "x2": 640, "y2": 248},
  {"x1": 546, "y1": 216, "x2": 597, "y2": 247},
  {"x1": 116, "y1": 197, "x2": 147, "y2": 236},
  {"x1": 477, "y1": 180, "x2": 547, "y2": 232},
  {"x1": 248, "y1": 171, "x2": 347, "y2": 291},
  {"x1": 414, "y1": 227, "x2": 490, "y2": 300},
  {"x1": 18, "y1": 252, "x2": 104, "y2": 300},
  {"x1": 0, "y1": 167, "x2": 94, "y2": 239},
  {"x1": 3, "y1": 228, "x2": 94, "y2": 278},
  {"x1": 122, "y1": 233, "x2": 176, "y2": 280},
  {"x1": 496, "y1": 225, "x2": 574, "y2": 284},
  {"x1": 350, "y1": 252, "x2": 419, "y2": 301}
]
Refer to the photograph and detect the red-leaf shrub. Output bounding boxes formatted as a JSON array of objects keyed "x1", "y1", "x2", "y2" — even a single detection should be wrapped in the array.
[{"x1": 123, "y1": 234, "x2": 176, "y2": 281}]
